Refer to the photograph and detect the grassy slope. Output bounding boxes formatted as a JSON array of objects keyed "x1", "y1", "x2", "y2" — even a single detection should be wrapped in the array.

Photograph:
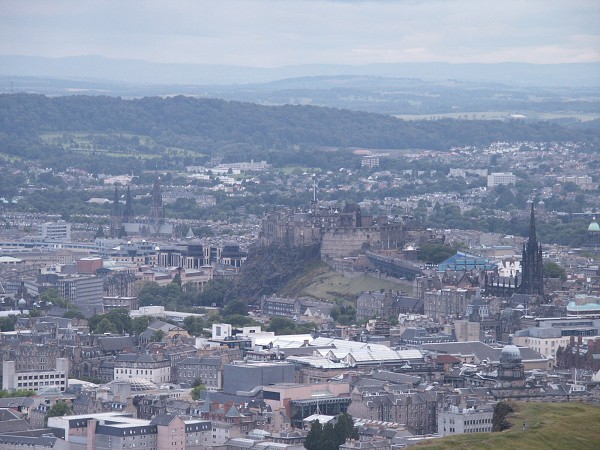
[
  {"x1": 279, "y1": 261, "x2": 412, "y2": 303},
  {"x1": 415, "y1": 401, "x2": 600, "y2": 450}
]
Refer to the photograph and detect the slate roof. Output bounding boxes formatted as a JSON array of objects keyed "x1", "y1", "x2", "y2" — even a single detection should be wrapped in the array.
[
  {"x1": 371, "y1": 371, "x2": 421, "y2": 386},
  {"x1": 178, "y1": 356, "x2": 221, "y2": 366},
  {"x1": 98, "y1": 336, "x2": 135, "y2": 352},
  {"x1": 148, "y1": 320, "x2": 183, "y2": 333},
  {"x1": 0, "y1": 435, "x2": 59, "y2": 447},
  {"x1": 225, "y1": 405, "x2": 243, "y2": 418},
  {"x1": 0, "y1": 397, "x2": 36, "y2": 408},
  {"x1": 198, "y1": 390, "x2": 260, "y2": 404},
  {"x1": 422, "y1": 341, "x2": 546, "y2": 363},
  {"x1": 149, "y1": 414, "x2": 177, "y2": 426},
  {"x1": 115, "y1": 353, "x2": 163, "y2": 363},
  {"x1": 0, "y1": 409, "x2": 22, "y2": 421}
]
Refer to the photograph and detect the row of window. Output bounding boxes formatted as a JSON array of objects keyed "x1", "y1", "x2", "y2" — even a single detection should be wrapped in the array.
[
  {"x1": 17, "y1": 380, "x2": 65, "y2": 388},
  {"x1": 17, "y1": 373, "x2": 65, "y2": 380},
  {"x1": 465, "y1": 417, "x2": 492, "y2": 425},
  {"x1": 466, "y1": 427, "x2": 492, "y2": 433},
  {"x1": 116, "y1": 369, "x2": 156, "y2": 375}
]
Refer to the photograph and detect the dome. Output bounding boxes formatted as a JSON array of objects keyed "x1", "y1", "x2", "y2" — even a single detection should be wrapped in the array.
[
  {"x1": 588, "y1": 219, "x2": 600, "y2": 232},
  {"x1": 107, "y1": 378, "x2": 158, "y2": 392},
  {"x1": 18, "y1": 298, "x2": 27, "y2": 307},
  {"x1": 499, "y1": 344, "x2": 522, "y2": 364}
]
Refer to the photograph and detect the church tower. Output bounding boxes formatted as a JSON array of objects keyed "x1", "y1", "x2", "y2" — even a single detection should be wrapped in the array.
[
  {"x1": 109, "y1": 187, "x2": 122, "y2": 238},
  {"x1": 520, "y1": 203, "x2": 543, "y2": 295},
  {"x1": 149, "y1": 175, "x2": 165, "y2": 233},
  {"x1": 123, "y1": 186, "x2": 134, "y2": 224}
]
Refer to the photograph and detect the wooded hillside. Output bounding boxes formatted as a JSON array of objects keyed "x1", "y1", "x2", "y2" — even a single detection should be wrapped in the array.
[{"x1": 1, "y1": 94, "x2": 597, "y2": 162}]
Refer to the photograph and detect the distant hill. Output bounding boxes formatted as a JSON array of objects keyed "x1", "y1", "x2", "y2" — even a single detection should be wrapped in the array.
[
  {"x1": 1, "y1": 55, "x2": 599, "y2": 87},
  {"x1": 1, "y1": 56, "x2": 599, "y2": 118},
  {"x1": 1, "y1": 93, "x2": 597, "y2": 169}
]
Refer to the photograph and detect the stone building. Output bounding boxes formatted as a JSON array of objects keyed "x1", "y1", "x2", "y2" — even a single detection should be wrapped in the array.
[
  {"x1": 584, "y1": 217, "x2": 600, "y2": 251},
  {"x1": 424, "y1": 287, "x2": 474, "y2": 322},
  {"x1": 356, "y1": 290, "x2": 422, "y2": 322},
  {"x1": 496, "y1": 344, "x2": 525, "y2": 388},
  {"x1": 114, "y1": 353, "x2": 170, "y2": 384},
  {"x1": 260, "y1": 295, "x2": 332, "y2": 319},
  {"x1": 176, "y1": 356, "x2": 223, "y2": 390},
  {"x1": 259, "y1": 203, "x2": 408, "y2": 259},
  {"x1": 347, "y1": 389, "x2": 438, "y2": 435}
]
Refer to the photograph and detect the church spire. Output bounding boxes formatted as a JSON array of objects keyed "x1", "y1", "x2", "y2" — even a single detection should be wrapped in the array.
[
  {"x1": 110, "y1": 187, "x2": 122, "y2": 238},
  {"x1": 528, "y1": 202, "x2": 537, "y2": 248},
  {"x1": 520, "y1": 203, "x2": 543, "y2": 296},
  {"x1": 149, "y1": 174, "x2": 165, "y2": 234},
  {"x1": 123, "y1": 186, "x2": 134, "y2": 223}
]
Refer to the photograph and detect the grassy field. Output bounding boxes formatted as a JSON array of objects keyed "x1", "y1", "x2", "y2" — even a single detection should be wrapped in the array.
[
  {"x1": 393, "y1": 111, "x2": 600, "y2": 121},
  {"x1": 38, "y1": 132, "x2": 202, "y2": 158},
  {"x1": 414, "y1": 401, "x2": 600, "y2": 450},
  {"x1": 280, "y1": 262, "x2": 412, "y2": 303}
]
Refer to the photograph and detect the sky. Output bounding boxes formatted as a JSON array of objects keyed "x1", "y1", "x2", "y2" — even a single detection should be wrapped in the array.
[{"x1": 1, "y1": 0, "x2": 599, "y2": 67}]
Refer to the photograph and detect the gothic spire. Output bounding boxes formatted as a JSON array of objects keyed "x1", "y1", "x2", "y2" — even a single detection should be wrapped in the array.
[
  {"x1": 528, "y1": 202, "x2": 537, "y2": 248},
  {"x1": 520, "y1": 202, "x2": 543, "y2": 296},
  {"x1": 123, "y1": 186, "x2": 134, "y2": 223},
  {"x1": 110, "y1": 186, "x2": 122, "y2": 238},
  {"x1": 112, "y1": 187, "x2": 120, "y2": 214}
]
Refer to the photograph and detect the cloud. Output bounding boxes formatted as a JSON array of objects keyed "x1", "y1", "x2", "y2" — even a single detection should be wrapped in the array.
[{"x1": 0, "y1": 0, "x2": 598, "y2": 66}]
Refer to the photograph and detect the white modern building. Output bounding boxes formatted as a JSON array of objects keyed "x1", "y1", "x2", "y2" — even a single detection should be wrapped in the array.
[
  {"x1": 487, "y1": 172, "x2": 516, "y2": 188},
  {"x1": 438, "y1": 405, "x2": 495, "y2": 436},
  {"x1": 40, "y1": 221, "x2": 71, "y2": 242},
  {"x1": 2, "y1": 358, "x2": 69, "y2": 392}
]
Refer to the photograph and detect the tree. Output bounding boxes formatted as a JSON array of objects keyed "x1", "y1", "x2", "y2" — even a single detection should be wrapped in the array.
[
  {"x1": 320, "y1": 422, "x2": 338, "y2": 450},
  {"x1": 197, "y1": 279, "x2": 231, "y2": 307},
  {"x1": 94, "y1": 225, "x2": 105, "y2": 238},
  {"x1": 267, "y1": 317, "x2": 313, "y2": 335},
  {"x1": 544, "y1": 261, "x2": 567, "y2": 281},
  {"x1": 304, "y1": 420, "x2": 323, "y2": 450},
  {"x1": 94, "y1": 318, "x2": 118, "y2": 334},
  {"x1": 40, "y1": 288, "x2": 67, "y2": 308},
  {"x1": 417, "y1": 242, "x2": 459, "y2": 264},
  {"x1": 305, "y1": 414, "x2": 358, "y2": 449},
  {"x1": 151, "y1": 330, "x2": 165, "y2": 342},
  {"x1": 191, "y1": 384, "x2": 206, "y2": 400},
  {"x1": 0, "y1": 316, "x2": 17, "y2": 332},
  {"x1": 132, "y1": 316, "x2": 152, "y2": 336},
  {"x1": 334, "y1": 413, "x2": 359, "y2": 445},
  {"x1": 172, "y1": 268, "x2": 182, "y2": 287},
  {"x1": 223, "y1": 300, "x2": 248, "y2": 317},
  {"x1": 183, "y1": 316, "x2": 206, "y2": 336},
  {"x1": 226, "y1": 314, "x2": 259, "y2": 327},
  {"x1": 63, "y1": 309, "x2": 85, "y2": 320},
  {"x1": 0, "y1": 389, "x2": 35, "y2": 398},
  {"x1": 330, "y1": 302, "x2": 356, "y2": 326},
  {"x1": 89, "y1": 309, "x2": 132, "y2": 335},
  {"x1": 45, "y1": 401, "x2": 73, "y2": 426},
  {"x1": 28, "y1": 309, "x2": 42, "y2": 318}
]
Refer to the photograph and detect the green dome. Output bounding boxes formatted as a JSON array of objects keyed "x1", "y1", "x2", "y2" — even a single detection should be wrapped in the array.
[{"x1": 589, "y1": 220, "x2": 600, "y2": 232}]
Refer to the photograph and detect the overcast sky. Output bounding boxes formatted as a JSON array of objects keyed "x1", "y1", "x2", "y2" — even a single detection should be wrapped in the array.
[{"x1": 1, "y1": 0, "x2": 599, "y2": 67}]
